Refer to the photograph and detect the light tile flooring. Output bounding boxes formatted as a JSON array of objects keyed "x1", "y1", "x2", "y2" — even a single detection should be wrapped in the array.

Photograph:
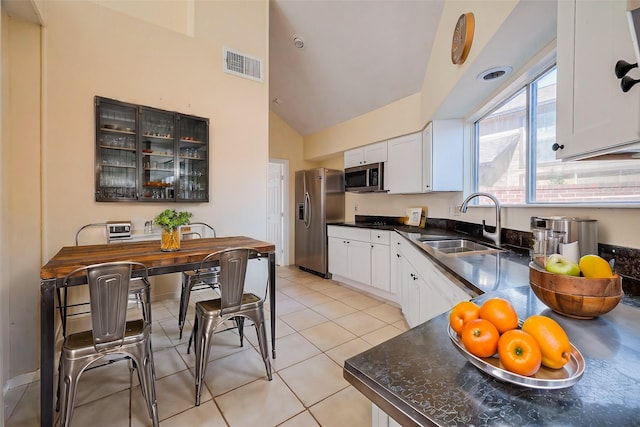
[{"x1": 5, "y1": 266, "x2": 408, "y2": 426}]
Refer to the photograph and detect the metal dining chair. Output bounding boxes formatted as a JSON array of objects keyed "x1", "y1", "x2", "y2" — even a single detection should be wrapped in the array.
[
  {"x1": 59, "y1": 225, "x2": 152, "y2": 338},
  {"x1": 177, "y1": 222, "x2": 220, "y2": 339},
  {"x1": 57, "y1": 261, "x2": 159, "y2": 427},
  {"x1": 187, "y1": 247, "x2": 272, "y2": 406}
]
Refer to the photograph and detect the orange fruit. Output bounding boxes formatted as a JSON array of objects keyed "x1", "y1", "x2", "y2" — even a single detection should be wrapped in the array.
[
  {"x1": 461, "y1": 318, "x2": 500, "y2": 358},
  {"x1": 521, "y1": 315, "x2": 571, "y2": 369},
  {"x1": 498, "y1": 329, "x2": 542, "y2": 376},
  {"x1": 578, "y1": 254, "x2": 613, "y2": 278},
  {"x1": 449, "y1": 301, "x2": 480, "y2": 335},
  {"x1": 478, "y1": 298, "x2": 519, "y2": 334}
]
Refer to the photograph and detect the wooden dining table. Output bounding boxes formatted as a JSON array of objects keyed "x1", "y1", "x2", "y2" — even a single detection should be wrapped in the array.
[{"x1": 39, "y1": 236, "x2": 276, "y2": 427}]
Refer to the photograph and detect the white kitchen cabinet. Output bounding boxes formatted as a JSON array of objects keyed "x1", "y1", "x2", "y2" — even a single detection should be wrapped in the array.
[
  {"x1": 344, "y1": 141, "x2": 388, "y2": 168},
  {"x1": 371, "y1": 404, "x2": 402, "y2": 427},
  {"x1": 386, "y1": 121, "x2": 463, "y2": 194},
  {"x1": 370, "y1": 231, "x2": 391, "y2": 292},
  {"x1": 328, "y1": 236, "x2": 349, "y2": 278},
  {"x1": 422, "y1": 120, "x2": 463, "y2": 191},
  {"x1": 556, "y1": 0, "x2": 640, "y2": 159},
  {"x1": 392, "y1": 232, "x2": 471, "y2": 328},
  {"x1": 399, "y1": 255, "x2": 422, "y2": 327},
  {"x1": 327, "y1": 234, "x2": 371, "y2": 285},
  {"x1": 328, "y1": 226, "x2": 392, "y2": 300},
  {"x1": 386, "y1": 132, "x2": 423, "y2": 194}
]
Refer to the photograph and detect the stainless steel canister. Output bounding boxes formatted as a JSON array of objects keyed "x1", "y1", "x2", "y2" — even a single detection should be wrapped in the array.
[{"x1": 530, "y1": 216, "x2": 598, "y2": 258}]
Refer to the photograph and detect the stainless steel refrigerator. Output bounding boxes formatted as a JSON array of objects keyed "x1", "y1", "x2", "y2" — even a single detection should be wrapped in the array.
[{"x1": 295, "y1": 168, "x2": 345, "y2": 277}]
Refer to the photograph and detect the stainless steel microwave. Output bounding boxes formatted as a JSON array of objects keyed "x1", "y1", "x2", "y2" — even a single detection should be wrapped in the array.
[{"x1": 344, "y1": 163, "x2": 384, "y2": 192}]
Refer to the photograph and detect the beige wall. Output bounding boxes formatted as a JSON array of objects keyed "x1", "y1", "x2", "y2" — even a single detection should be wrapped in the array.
[
  {"x1": 269, "y1": 110, "x2": 318, "y2": 265},
  {"x1": 91, "y1": 0, "x2": 193, "y2": 36},
  {"x1": 1, "y1": 6, "x2": 8, "y2": 410},
  {"x1": 3, "y1": 0, "x2": 269, "y2": 381},
  {"x1": 304, "y1": 93, "x2": 422, "y2": 159},
  {"x1": 5, "y1": 15, "x2": 42, "y2": 381}
]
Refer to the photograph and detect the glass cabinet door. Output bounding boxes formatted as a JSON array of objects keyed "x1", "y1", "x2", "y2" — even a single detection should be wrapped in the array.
[
  {"x1": 178, "y1": 115, "x2": 209, "y2": 202},
  {"x1": 140, "y1": 107, "x2": 176, "y2": 201},
  {"x1": 95, "y1": 99, "x2": 138, "y2": 201},
  {"x1": 95, "y1": 96, "x2": 209, "y2": 203}
]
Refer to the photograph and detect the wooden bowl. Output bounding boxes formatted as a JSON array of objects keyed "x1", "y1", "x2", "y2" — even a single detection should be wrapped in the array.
[
  {"x1": 529, "y1": 262, "x2": 622, "y2": 297},
  {"x1": 529, "y1": 281, "x2": 623, "y2": 319}
]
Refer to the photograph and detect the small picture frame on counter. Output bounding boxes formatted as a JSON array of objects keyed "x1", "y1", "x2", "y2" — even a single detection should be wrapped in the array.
[{"x1": 406, "y1": 207, "x2": 423, "y2": 226}]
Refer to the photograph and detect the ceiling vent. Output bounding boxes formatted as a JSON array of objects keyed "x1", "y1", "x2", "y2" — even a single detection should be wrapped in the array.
[{"x1": 223, "y1": 47, "x2": 263, "y2": 82}]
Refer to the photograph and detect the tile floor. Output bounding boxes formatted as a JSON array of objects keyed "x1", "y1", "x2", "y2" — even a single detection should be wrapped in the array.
[{"x1": 5, "y1": 266, "x2": 408, "y2": 426}]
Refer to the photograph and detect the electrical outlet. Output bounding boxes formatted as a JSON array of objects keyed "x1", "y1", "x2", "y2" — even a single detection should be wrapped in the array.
[{"x1": 354, "y1": 204, "x2": 358, "y2": 212}]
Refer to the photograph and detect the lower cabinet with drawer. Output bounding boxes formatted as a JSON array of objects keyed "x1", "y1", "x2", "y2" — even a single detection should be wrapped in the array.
[{"x1": 327, "y1": 226, "x2": 394, "y2": 301}]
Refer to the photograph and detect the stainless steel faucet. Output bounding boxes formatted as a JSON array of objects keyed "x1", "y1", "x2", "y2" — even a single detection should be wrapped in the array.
[{"x1": 459, "y1": 192, "x2": 502, "y2": 246}]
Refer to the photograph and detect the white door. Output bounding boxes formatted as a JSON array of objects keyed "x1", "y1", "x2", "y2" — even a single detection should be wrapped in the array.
[{"x1": 268, "y1": 160, "x2": 287, "y2": 265}]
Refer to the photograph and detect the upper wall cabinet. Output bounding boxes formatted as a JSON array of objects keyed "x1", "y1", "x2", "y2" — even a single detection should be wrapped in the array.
[
  {"x1": 386, "y1": 120, "x2": 463, "y2": 194},
  {"x1": 556, "y1": 0, "x2": 640, "y2": 159},
  {"x1": 344, "y1": 140, "x2": 388, "y2": 168},
  {"x1": 95, "y1": 96, "x2": 209, "y2": 202}
]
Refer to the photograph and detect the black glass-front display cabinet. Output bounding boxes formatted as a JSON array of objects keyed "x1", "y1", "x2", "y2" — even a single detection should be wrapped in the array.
[{"x1": 95, "y1": 96, "x2": 209, "y2": 202}]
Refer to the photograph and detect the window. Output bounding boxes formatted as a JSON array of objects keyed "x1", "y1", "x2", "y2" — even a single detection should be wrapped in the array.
[{"x1": 474, "y1": 66, "x2": 640, "y2": 204}]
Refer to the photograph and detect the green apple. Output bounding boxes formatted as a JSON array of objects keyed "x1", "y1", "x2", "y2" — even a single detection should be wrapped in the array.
[{"x1": 545, "y1": 254, "x2": 581, "y2": 276}]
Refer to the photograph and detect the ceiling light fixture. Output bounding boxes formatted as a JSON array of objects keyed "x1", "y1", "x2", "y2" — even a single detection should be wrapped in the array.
[
  {"x1": 293, "y1": 36, "x2": 304, "y2": 49},
  {"x1": 477, "y1": 66, "x2": 512, "y2": 81}
]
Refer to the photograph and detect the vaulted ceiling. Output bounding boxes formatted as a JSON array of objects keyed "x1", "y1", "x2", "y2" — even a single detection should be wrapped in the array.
[{"x1": 269, "y1": 0, "x2": 557, "y2": 137}]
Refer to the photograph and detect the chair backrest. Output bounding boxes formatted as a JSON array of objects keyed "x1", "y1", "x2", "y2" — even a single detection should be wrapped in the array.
[
  {"x1": 190, "y1": 222, "x2": 216, "y2": 238},
  {"x1": 181, "y1": 231, "x2": 202, "y2": 240},
  {"x1": 75, "y1": 223, "x2": 109, "y2": 246},
  {"x1": 64, "y1": 261, "x2": 149, "y2": 351},
  {"x1": 199, "y1": 248, "x2": 262, "y2": 315}
]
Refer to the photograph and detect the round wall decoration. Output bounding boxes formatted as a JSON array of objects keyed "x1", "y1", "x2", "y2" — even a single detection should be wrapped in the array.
[{"x1": 451, "y1": 12, "x2": 475, "y2": 65}]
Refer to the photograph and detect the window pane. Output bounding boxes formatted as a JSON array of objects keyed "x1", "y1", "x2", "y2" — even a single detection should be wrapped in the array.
[
  {"x1": 477, "y1": 89, "x2": 527, "y2": 204},
  {"x1": 534, "y1": 69, "x2": 640, "y2": 203}
]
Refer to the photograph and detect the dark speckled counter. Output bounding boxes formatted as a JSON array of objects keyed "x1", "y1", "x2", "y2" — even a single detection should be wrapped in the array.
[{"x1": 343, "y1": 229, "x2": 640, "y2": 426}]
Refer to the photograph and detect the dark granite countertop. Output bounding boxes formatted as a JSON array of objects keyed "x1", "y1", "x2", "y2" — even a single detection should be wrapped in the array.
[{"x1": 342, "y1": 226, "x2": 640, "y2": 426}]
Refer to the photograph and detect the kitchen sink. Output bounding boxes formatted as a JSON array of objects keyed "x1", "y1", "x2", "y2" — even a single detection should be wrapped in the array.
[{"x1": 417, "y1": 238, "x2": 501, "y2": 255}]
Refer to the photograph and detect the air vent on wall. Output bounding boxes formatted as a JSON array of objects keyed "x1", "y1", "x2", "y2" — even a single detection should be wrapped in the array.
[{"x1": 223, "y1": 47, "x2": 263, "y2": 82}]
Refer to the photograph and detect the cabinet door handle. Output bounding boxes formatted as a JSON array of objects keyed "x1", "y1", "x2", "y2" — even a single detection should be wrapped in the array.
[
  {"x1": 552, "y1": 143, "x2": 564, "y2": 151},
  {"x1": 396, "y1": 253, "x2": 401, "y2": 258},
  {"x1": 621, "y1": 75, "x2": 640, "y2": 92}
]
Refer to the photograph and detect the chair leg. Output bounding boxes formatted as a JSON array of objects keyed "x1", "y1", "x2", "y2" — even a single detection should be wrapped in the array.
[
  {"x1": 246, "y1": 310, "x2": 272, "y2": 381},
  {"x1": 235, "y1": 316, "x2": 245, "y2": 347},
  {"x1": 128, "y1": 341, "x2": 159, "y2": 427},
  {"x1": 187, "y1": 313, "x2": 198, "y2": 355},
  {"x1": 58, "y1": 356, "x2": 85, "y2": 427},
  {"x1": 194, "y1": 313, "x2": 223, "y2": 406},
  {"x1": 178, "y1": 279, "x2": 195, "y2": 339},
  {"x1": 56, "y1": 287, "x2": 67, "y2": 338},
  {"x1": 140, "y1": 285, "x2": 152, "y2": 327},
  {"x1": 129, "y1": 359, "x2": 134, "y2": 427}
]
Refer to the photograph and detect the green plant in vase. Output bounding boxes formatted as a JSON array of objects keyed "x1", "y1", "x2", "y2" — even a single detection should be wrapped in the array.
[{"x1": 154, "y1": 209, "x2": 192, "y2": 251}]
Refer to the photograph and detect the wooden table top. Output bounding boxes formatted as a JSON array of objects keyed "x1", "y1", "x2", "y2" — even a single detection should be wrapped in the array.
[{"x1": 41, "y1": 236, "x2": 275, "y2": 280}]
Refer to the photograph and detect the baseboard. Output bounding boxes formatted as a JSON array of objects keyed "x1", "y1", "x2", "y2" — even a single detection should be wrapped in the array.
[{"x1": 4, "y1": 369, "x2": 40, "y2": 393}]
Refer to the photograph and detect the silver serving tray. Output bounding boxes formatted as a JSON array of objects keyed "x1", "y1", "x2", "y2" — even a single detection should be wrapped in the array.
[{"x1": 448, "y1": 324, "x2": 585, "y2": 389}]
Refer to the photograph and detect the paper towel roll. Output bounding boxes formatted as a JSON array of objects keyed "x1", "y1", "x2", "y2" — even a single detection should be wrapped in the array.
[{"x1": 561, "y1": 241, "x2": 580, "y2": 264}]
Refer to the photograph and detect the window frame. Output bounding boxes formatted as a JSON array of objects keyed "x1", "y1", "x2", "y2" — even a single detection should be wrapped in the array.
[{"x1": 470, "y1": 62, "x2": 640, "y2": 208}]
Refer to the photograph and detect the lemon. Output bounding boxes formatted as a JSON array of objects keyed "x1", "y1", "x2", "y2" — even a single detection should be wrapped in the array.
[{"x1": 578, "y1": 254, "x2": 613, "y2": 278}]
